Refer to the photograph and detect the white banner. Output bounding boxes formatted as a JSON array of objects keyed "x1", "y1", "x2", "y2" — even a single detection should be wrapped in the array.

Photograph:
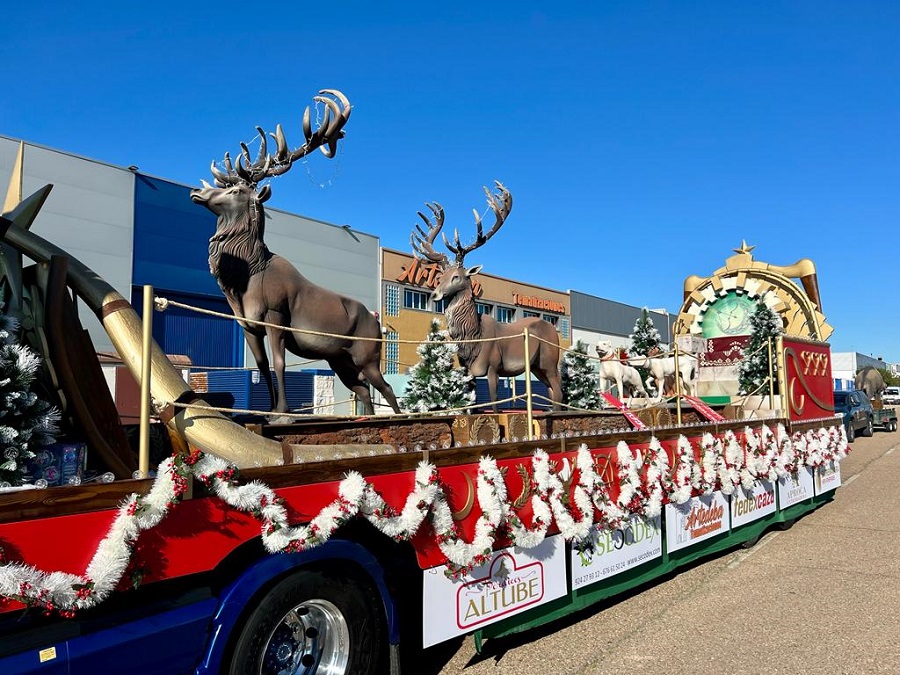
[
  {"x1": 570, "y1": 515, "x2": 662, "y2": 590},
  {"x1": 814, "y1": 461, "x2": 842, "y2": 495},
  {"x1": 665, "y1": 491, "x2": 730, "y2": 553},
  {"x1": 730, "y1": 480, "x2": 777, "y2": 529},
  {"x1": 421, "y1": 535, "x2": 567, "y2": 647},
  {"x1": 778, "y1": 466, "x2": 815, "y2": 508}
]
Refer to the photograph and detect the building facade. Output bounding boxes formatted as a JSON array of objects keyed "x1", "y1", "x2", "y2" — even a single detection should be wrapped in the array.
[
  {"x1": 569, "y1": 290, "x2": 671, "y2": 352},
  {"x1": 831, "y1": 352, "x2": 893, "y2": 391},
  {"x1": 380, "y1": 249, "x2": 572, "y2": 375}
]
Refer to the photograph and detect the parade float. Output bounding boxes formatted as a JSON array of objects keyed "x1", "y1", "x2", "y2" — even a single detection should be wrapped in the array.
[{"x1": 0, "y1": 91, "x2": 846, "y2": 674}]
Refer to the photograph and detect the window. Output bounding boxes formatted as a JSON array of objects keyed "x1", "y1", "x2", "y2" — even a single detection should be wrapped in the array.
[
  {"x1": 433, "y1": 298, "x2": 447, "y2": 313},
  {"x1": 542, "y1": 314, "x2": 558, "y2": 326},
  {"x1": 559, "y1": 316, "x2": 570, "y2": 338},
  {"x1": 404, "y1": 289, "x2": 429, "y2": 311},
  {"x1": 384, "y1": 284, "x2": 400, "y2": 317},
  {"x1": 523, "y1": 310, "x2": 540, "y2": 318},
  {"x1": 384, "y1": 332, "x2": 399, "y2": 375},
  {"x1": 496, "y1": 306, "x2": 516, "y2": 323},
  {"x1": 476, "y1": 303, "x2": 493, "y2": 316}
]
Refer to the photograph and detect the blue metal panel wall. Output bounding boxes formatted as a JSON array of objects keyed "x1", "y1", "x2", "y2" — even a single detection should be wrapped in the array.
[
  {"x1": 205, "y1": 370, "x2": 321, "y2": 413},
  {"x1": 248, "y1": 372, "x2": 316, "y2": 412},
  {"x1": 473, "y1": 378, "x2": 552, "y2": 411},
  {"x1": 132, "y1": 174, "x2": 222, "y2": 296},
  {"x1": 475, "y1": 378, "x2": 506, "y2": 408},
  {"x1": 204, "y1": 371, "x2": 253, "y2": 409},
  {"x1": 133, "y1": 288, "x2": 242, "y2": 368}
]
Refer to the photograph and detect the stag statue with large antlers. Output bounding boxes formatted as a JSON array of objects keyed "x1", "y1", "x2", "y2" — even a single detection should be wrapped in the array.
[
  {"x1": 190, "y1": 89, "x2": 400, "y2": 415},
  {"x1": 411, "y1": 182, "x2": 562, "y2": 411}
]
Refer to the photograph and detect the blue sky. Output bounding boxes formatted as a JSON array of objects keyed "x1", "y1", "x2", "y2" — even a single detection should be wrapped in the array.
[{"x1": 3, "y1": 2, "x2": 899, "y2": 359}]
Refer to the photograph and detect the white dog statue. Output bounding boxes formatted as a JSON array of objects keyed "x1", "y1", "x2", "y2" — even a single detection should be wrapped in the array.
[
  {"x1": 595, "y1": 341, "x2": 650, "y2": 400},
  {"x1": 628, "y1": 347, "x2": 698, "y2": 398}
]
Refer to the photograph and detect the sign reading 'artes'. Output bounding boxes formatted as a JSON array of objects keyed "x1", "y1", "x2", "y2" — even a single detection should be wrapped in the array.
[{"x1": 396, "y1": 257, "x2": 483, "y2": 297}]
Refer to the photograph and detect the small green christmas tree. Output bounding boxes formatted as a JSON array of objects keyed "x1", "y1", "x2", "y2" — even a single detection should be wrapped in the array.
[
  {"x1": 629, "y1": 308, "x2": 662, "y2": 395},
  {"x1": 0, "y1": 309, "x2": 59, "y2": 485},
  {"x1": 403, "y1": 319, "x2": 474, "y2": 414},
  {"x1": 738, "y1": 298, "x2": 784, "y2": 395},
  {"x1": 629, "y1": 308, "x2": 662, "y2": 356},
  {"x1": 562, "y1": 340, "x2": 600, "y2": 410}
]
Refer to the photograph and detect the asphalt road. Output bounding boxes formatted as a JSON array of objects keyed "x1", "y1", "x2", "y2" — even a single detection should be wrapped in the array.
[{"x1": 419, "y1": 429, "x2": 900, "y2": 674}]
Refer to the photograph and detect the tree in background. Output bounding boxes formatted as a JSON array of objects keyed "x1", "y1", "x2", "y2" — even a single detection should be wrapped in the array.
[
  {"x1": 738, "y1": 298, "x2": 784, "y2": 396},
  {"x1": 878, "y1": 368, "x2": 900, "y2": 387},
  {"x1": 403, "y1": 319, "x2": 474, "y2": 414},
  {"x1": 562, "y1": 340, "x2": 600, "y2": 410},
  {"x1": 0, "y1": 309, "x2": 59, "y2": 485},
  {"x1": 629, "y1": 308, "x2": 662, "y2": 356}
]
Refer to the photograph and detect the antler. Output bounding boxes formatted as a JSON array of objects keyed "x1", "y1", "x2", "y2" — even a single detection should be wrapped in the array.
[
  {"x1": 445, "y1": 181, "x2": 513, "y2": 265},
  {"x1": 209, "y1": 89, "x2": 352, "y2": 187},
  {"x1": 410, "y1": 202, "x2": 449, "y2": 265}
]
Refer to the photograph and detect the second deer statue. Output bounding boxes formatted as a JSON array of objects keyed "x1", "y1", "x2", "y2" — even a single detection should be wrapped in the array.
[
  {"x1": 190, "y1": 89, "x2": 400, "y2": 415},
  {"x1": 411, "y1": 182, "x2": 562, "y2": 411}
]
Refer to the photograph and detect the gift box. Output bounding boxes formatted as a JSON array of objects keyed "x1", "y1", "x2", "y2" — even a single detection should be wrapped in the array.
[{"x1": 26, "y1": 442, "x2": 87, "y2": 487}]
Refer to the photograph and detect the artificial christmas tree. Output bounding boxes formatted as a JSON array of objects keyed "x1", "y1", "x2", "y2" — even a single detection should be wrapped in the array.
[
  {"x1": 738, "y1": 298, "x2": 784, "y2": 395},
  {"x1": 562, "y1": 340, "x2": 601, "y2": 410},
  {"x1": 402, "y1": 319, "x2": 474, "y2": 414},
  {"x1": 629, "y1": 308, "x2": 662, "y2": 395},
  {"x1": 0, "y1": 309, "x2": 59, "y2": 485},
  {"x1": 629, "y1": 308, "x2": 662, "y2": 356}
]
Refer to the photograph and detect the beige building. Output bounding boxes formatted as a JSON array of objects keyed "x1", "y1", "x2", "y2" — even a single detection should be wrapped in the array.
[{"x1": 381, "y1": 249, "x2": 572, "y2": 375}]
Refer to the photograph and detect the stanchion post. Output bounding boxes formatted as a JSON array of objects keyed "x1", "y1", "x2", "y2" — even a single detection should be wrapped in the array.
[
  {"x1": 523, "y1": 329, "x2": 534, "y2": 440},
  {"x1": 674, "y1": 341, "x2": 682, "y2": 426},
  {"x1": 139, "y1": 285, "x2": 153, "y2": 479},
  {"x1": 767, "y1": 337, "x2": 775, "y2": 410}
]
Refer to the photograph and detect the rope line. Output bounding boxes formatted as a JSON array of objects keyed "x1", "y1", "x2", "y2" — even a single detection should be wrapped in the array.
[
  {"x1": 154, "y1": 296, "x2": 780, "y2": 419},
  {"x1": 156, "y1": 296, "x2": 525, "y2": 346},
  {"x1": 188, "y1": 360, "x2": 322, "y2": 372},
  {"x1": 167, "y1": 397, "x2": 359, "y2": 419},
  {"x1": 162, "y1": 393, "x2": 529, "y2": 421}
]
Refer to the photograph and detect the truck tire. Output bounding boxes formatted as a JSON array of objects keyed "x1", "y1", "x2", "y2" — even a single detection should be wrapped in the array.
[
  {"x1": 227, "y1": 568, "x2": 386, "y2": 675},
  {"x1": 862, "y1": 418, "x2": 874, "y2": 437},
  {"x1": 846, "y1": 423, "x2": 855, "y2": 443}
]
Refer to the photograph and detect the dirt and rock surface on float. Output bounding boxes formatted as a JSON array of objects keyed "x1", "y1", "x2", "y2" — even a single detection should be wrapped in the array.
[{"x1": 417, "y1": 429, "x2": 900, "y2": 674}]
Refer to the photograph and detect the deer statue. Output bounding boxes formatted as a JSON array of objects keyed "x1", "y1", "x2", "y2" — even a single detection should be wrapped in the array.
[
  {"x1": 190, "y1": 89, "x2": 400, "y2": 415},
  {"x1": 410, "y1": 181, "x2": 562, "y2": 411}
]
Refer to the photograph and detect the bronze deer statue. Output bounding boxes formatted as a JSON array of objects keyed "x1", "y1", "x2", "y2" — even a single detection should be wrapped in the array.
[
  {"x1": 410, "y1": 181, "x2": 562, "y2": 411},
  {"x1": 190, "y1": 89, "x2": 400, "y2": 415}
]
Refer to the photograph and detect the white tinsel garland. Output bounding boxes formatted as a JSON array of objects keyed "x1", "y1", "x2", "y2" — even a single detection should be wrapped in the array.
[
  {"x1": 615, "y1": 441, "x2": 641, "y2": 510},
  {"x1": 0, "y1": 426, "x2": 848, "y2": 615},
  {"x1": 641, "y1": 437, "x2": 669, "y2": 518},
  {"x1": 694, "y1": 433, "x2": 719, "y2": 495},
  {"x1": 669, "y1": 435, "x2": 695, "y2": 504},
  {"x1": 723, "y1": 429, "x2": 744, "y2": 491}
]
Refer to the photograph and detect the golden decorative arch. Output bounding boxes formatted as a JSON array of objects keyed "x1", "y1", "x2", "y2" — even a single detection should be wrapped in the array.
[{"x1": 672, "y1": 241, "x2": 832, "y2": 341}]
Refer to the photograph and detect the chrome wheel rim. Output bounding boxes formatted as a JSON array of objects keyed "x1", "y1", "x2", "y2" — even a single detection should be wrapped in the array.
[{"x1": 259, "y1": 598, "x2": 349, "y2": 675}]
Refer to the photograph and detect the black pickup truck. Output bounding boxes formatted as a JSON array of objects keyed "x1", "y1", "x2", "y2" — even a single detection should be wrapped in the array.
[{"x1": 833, "y1": 390, "x2": 898, "y2": 442}]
